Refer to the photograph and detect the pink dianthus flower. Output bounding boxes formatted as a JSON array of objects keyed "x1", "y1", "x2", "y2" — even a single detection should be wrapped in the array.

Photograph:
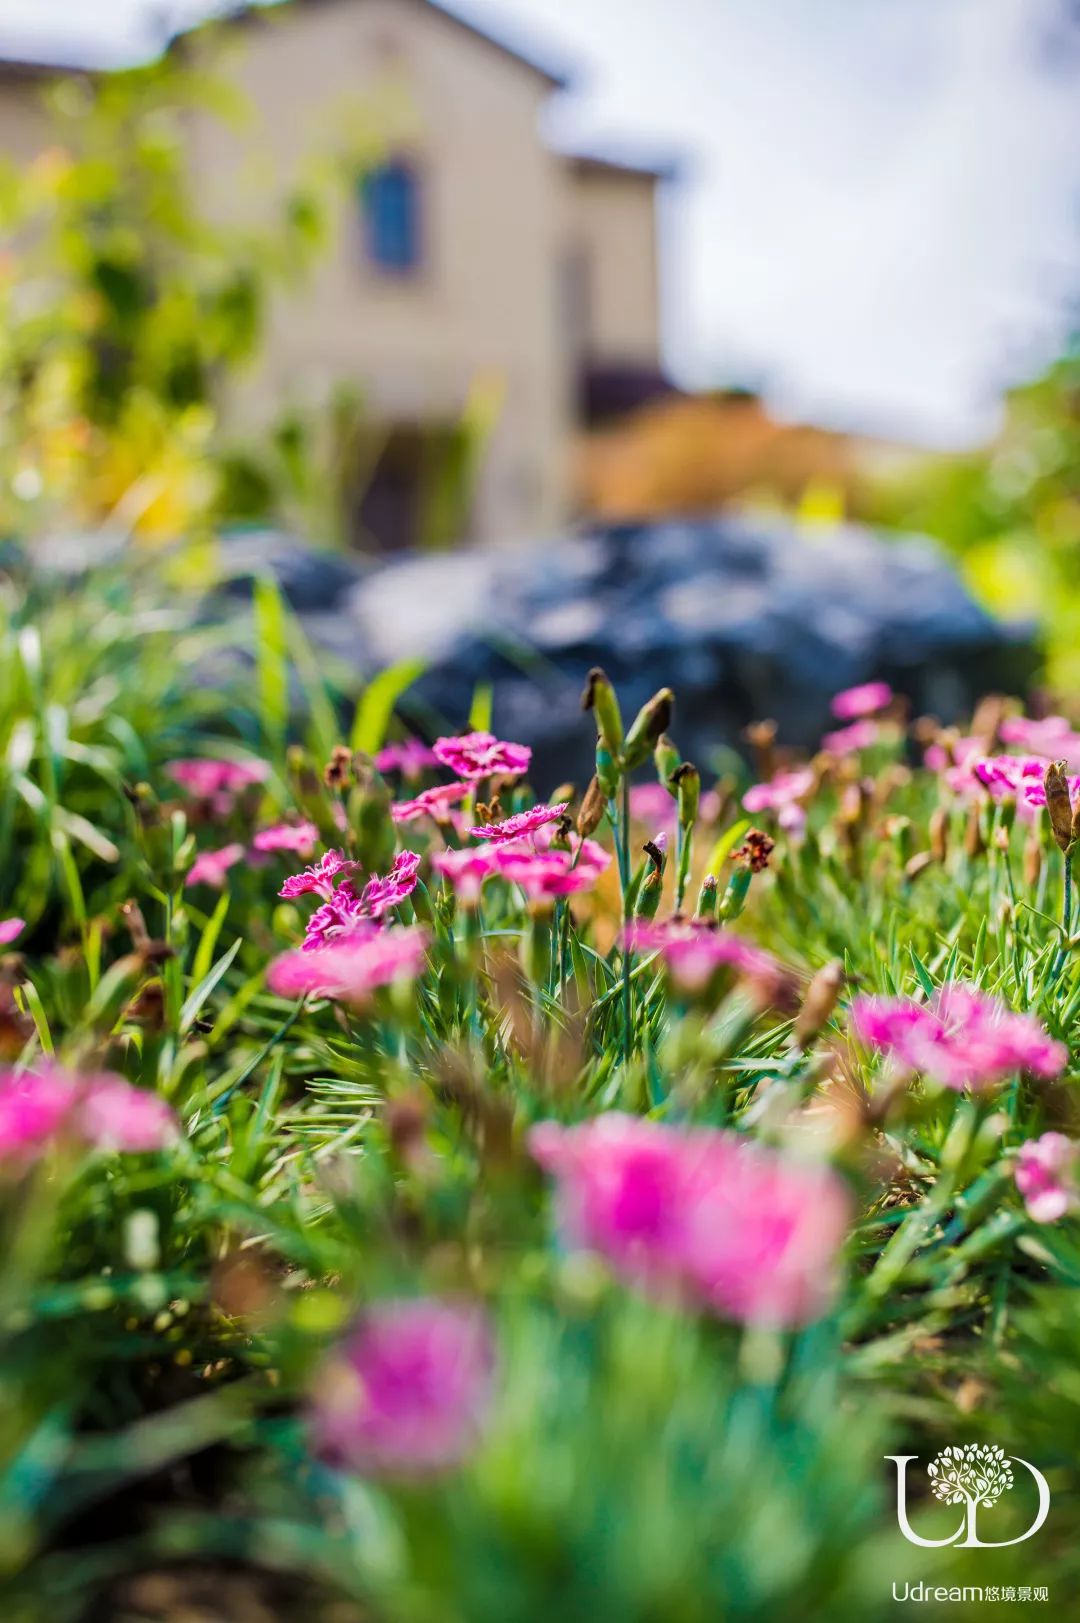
[
  {"x1": 0, "y1": 917, "x2": 25, "y2": 946},
  {"x1": 468, "y1": 801, "x2": 569, "y2": 842},
  {"x1": 267, "y1": 925, "x2": 429, "y2": 1004},
  {"x1": 850, "y1": 983, "x2": 1066, "y2": 1090},
  {"x1": 830, "y1": 681, "x2": 893, "y2": 720},
  {"x1": 1015, "y1": 1132, "x2": 1079, "y2": 1223},
  {"x1": 186, "y1": 843, "x2": 245, "y2": 890},
  {"x1": 433, "y1": 731, "x2": 531, "y2": 782},
  {"x1": 391, "y1": 784, "x2": 468, "y2": 824},
  {"x1": 252, "y1": 821, "x2": 319, "y2": 858},
  {"x1": 279, "y1": 849, "x2": 359, "y2": 902}
]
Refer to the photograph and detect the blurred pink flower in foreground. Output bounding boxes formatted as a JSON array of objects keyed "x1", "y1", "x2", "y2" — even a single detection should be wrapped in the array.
[
  {"x1": 830, "y1": 681, "x2": 893, "y2": 720},
  {"x1": 1015, "y1": 1132, "x2": 1079, "y2": 1223},
  {"x1": 267, "y1": 925, "x2": 429, "y2": 1004},
  {"x1": 822, "y1": 720, "x2": 879, "y2": 756},
  {"x1": 743, "y1": 767, "x2": 814, "y2": 833},
  {"x1": 252, "y1": 821, "x2": 319, "y2": 858},
  {"x1": 529, "y1": 1113, "x2": 849, "y2": 1327},
  {"x1": 186, "y1": 843, "x2": 245, "y2": 889},
  {"x1": 433, "y1": 731, "x2": 531, "y2": 782},
  {"x1": 391, "y1": 783, "x2": 468, "y2": 824},
  {"x1": 0, "y1": 918, "x2": 25, "y2": 946},
  {"x1": 311, "y1": 1298, "x2": 494, "y2": 1475},
  {"x1": 279, "y1": 849, "x2": 359, "y2": 902},
  {"x1": 850, "y1": 984, "x2": 1066, "y2": 1091},
  {"x1": 999, "y1": 714, "x2": 1080, "y2": 769},
  {"x1": 375, "y1": 739, "x2": 439, "y2": 780},
  {"x1": 430, "y1": 845, "x2": 502, "y2": 902},
  {"x1": 0, "y1": 1066, "x2": 177, "y2": 1164},
  {"x1": 622, "y1": 920, "x2": 792, "y2": 1004},
  {"x1": 468, "y1": 801, "x2": 569, "y2": 842},
  {"x1": 970, "y1": 755, "x2": 1080, "y2": 822},
  {"x1": 78, "y1": 1076, "x2": 179, "y2": 1152}
]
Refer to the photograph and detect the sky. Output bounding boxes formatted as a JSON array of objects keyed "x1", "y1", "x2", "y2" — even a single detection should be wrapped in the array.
[{"x1": 3, "y1": 0, "x2": 1079, "y2": 446}]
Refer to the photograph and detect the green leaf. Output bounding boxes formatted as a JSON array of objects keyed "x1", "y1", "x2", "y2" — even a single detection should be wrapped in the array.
[
  {"x1": 253, "y1": 575, "x2": 289, "y2": 755},
  {"x1": 350, "y1": 657, "x2": 427, "y2": 754},
  {"x1": 180, "y1": 937, "x2": 242, "y2": 1035}
]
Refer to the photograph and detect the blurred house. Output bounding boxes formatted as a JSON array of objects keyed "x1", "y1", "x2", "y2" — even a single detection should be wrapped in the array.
[{"x1": 0, "y1": 0, "x2": 673, "y2": 551}]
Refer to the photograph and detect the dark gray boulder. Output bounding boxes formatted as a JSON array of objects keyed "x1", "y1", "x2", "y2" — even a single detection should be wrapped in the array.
[{"x1": 217, "y1": 515, "x2": 1036, "y2": 787}]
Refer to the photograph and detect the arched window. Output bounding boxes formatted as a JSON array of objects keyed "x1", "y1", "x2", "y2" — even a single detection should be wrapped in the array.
[{"x1": 361, "y1": 159, "x2": 422, "y2": 274}]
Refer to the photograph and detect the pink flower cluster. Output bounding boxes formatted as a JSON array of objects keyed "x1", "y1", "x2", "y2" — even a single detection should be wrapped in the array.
[
  {"x1": 279, "y1": 849, "x2": 359, "y2": 902},
  {"x1": 433, "y1": 731, "x2": 531, "y2": 782},
  {"x1": 0, "y1": 1066, "x2": 177, "y2": 1165},
  {"x1": 743, "y1": 767, "x2": 815, "y2": 833},
  {"x1": 970, "y1": 755, "x2": 1080, "y2": 819},
  {"x1": 267, "y1": 925, "x2": 429, "y2": 1005},
  {"x1": 1015, "y1": 1132, "x2": 1079, "y2": 1224},
  {"x1": 468, "y1": 801, "x2": 569, "y2": 842},
  {"x1": 999, "y1": 713, "x2": 1080, "y2": 769},
  {"x1": 830, "y1": 681, "x2": 893, "y2": 720},
  {"x1": 622, "y1": 920, "x2": 792, "y2": 1004},
  {"x1": 285, "y1": 850, "x2": 422, "y2": 951},
  {"x1": 310, "y1": 1298, "x2": 494, "y2": 1475},
  {"x1": 850, "y1": 984, "x2": 1067, "y2": 1091},
  {"x1": 529, "y1": 1113, "x2": 850, "y2": 1327},
  {"x1": 433, "y1": 830, "x2": 610, "y2": 903}
]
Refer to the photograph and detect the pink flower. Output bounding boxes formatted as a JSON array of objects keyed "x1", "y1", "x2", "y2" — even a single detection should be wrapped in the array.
[
  {"x1": 529, "y1": 1114, "x2": 849, "y2": 1327},
  {"x1": 431, "y1": 845, "x2": 503, "y2": 903},
  {"x1": 999, "y1": 714, "x2": 1080, "y2": 768},
  {"x1": 360, "y1": 850, "x2": 422, "y2": 919},
  {"x1": 495, "y1": 832, "x2": 611, "y2": 900},
  {"x1": 375, "y1": 739, "x2": 439, "y2": 780},
  {"x1": 267, "y1": 925, "x2": 429, "y2": 1004},
  {"x1": 850, "y1": 984, "x2": 1067, "y2": 1091},
  {"x1": 629, "y1": 783, "x2": 675, "y2": 828},
  {"x1": 1015, "y1": 1132, "x2": 1079, "y2": 1223},
  {"x1": 830, "y1": 681, "x2": 893, "y2": 720},
  {"x1": 303, "y1": 888, "x2": 373, "y2": 952},
  {"x1": 433, "y1": 731, "x2": 532, "y2": 782},
  {"x1": 311, "y1": 1298, "x2": 493, "y2": 1475},
  {"x1": 252, "y1": 821, "x2": 319, "y2": 858},
  {"x1": 468, "y1": 801, "x2": 569, "y2": 842},
  {"x1": 0, "y1": 1069, "x2": 77, "y2": 1163},
  {"x1": 280, "y1": 849, "x2": 359, "y2": 901},
  {"x1": 77, "y1": 1077, "x2": 178, "y2": 1152},
  {"x1": 186, "y1": 843, "x2": 245, "y2": 890},
  {"x1": 391, "y1": 784, "x2": 468, "y2": 824},
  {"x1": 622, "y1": 920, "x2": 792, "y2": 1003},
  {"x1": 0, "y1": 1066, "x2": 178, "y2": 1164},
  {"x1": 0, "y1": 918, "x2": 25, "y2": 946},
  {"x1": 743, "y1": 767, "x2": 815, "y2": 825},
  {"x1": 167, "y1": 757, "x2": 268, "y2": 814},
  {"x1": 821, "y1": 719, "x2": 879, "y2": 755}
]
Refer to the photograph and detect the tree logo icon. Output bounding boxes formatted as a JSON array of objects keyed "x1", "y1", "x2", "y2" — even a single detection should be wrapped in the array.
[
  {"x1": 927, "y1": 1444, "x2": 1014, "y2": 1510},
  {"x1": 886, "y1": 1442, "x2": 1049, "y2": 1548}
]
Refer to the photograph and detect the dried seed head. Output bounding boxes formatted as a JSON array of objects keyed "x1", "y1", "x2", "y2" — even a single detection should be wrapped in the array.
[
  {"x1": 642, "y1": 838, "x2": 667, "y2": 875},
  {"x1": 964, "y1": 801, "x2": 987, "y2": 859},
  {"x1": 904, "y1": 851, "x2": 934, "y2": 882},
  {"x1": 324, "y1": 745, "x2": 354, "y2": 790},
  {"x1": 1044, "y1": 759, "x2": 1074, "y2": 853},
  {"x1": 735, "y1": 827, "x2": 775, "y2": 873},
  {"x1": 743, "y1": 718, "x2": 778, "y2": 781},
  {"x1": 794, "y1": 960, "x2": 844, "y2": 1050},
  {"x1": 929, "y1": 806, "x2": 949, "y2": 863},
  {"x1": 577, "y1": 774, "x2": 607, "y2": 838}
]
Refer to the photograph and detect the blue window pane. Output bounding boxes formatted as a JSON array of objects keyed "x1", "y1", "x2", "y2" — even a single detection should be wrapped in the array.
[{"x1": 362, "y1": 162, "x2": 421, "y2": 272}]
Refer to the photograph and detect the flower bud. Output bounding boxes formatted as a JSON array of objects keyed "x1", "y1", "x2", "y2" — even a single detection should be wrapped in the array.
[
  {"x1": 635, "y1": 867, "x2": 664, "y2": 920},
  {"x1": 623, "y1": 688, "x2": 674, "y2": 770},
  {"x1": 695, "y1": 873, "x2": 718, "y2": 919},
  {"x1": 670, "y1": 762, "x2": 701, "y2": 829},
  {"x1": 654, "y1": 733, "x2": 681, "y2": 790},
  {"x1": 581, "y1": 667, "x2": 624, "y2": 755},
  {"x1": 719, "y1": 865, "x2": 752, "y2": 920},
  {"x1": 1044, "y1": 760, "x2": 1074, "y2": 853}
]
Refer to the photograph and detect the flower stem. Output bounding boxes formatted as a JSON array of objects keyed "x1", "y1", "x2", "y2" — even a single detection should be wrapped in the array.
[
  {"x1": 620, "y1": 774, "x2": 633, "y2": 1067},
  {"x1": 1053, "y1": 849, "x2": 1073, "y2": 979}
]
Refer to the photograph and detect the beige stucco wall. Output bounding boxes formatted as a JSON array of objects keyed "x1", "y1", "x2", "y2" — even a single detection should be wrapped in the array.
[
  {"x1": 183, "y1": 0, "x2": 574, "y2": 545},
  {"x1": 561, "y1": 163, "x2": 662, "y2": 366}
]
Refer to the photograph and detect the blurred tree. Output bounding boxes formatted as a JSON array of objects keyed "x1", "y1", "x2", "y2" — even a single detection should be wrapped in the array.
[{"x1": 0, "y1": 50, "x2": 331, "y2": 544}]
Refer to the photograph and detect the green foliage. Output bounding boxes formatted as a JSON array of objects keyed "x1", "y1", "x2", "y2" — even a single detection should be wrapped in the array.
[{"x1": 1, "y1": 564, "x2": 1079, "y2": 1619}]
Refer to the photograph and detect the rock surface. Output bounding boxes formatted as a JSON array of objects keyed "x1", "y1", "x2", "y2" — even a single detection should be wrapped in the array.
[{"x1": 216, "y1": 517, "x2": 1036, "y2": 786}]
